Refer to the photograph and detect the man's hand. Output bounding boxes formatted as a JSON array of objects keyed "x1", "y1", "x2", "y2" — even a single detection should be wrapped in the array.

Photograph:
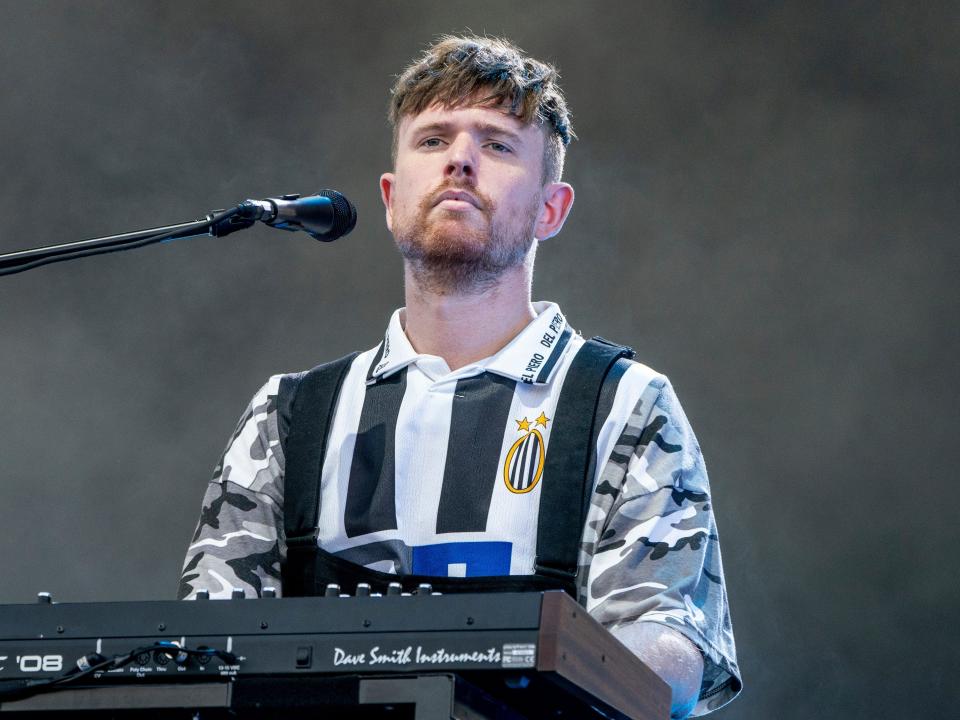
[{"x1": 610, "y1": 621, "x2": 704, "y2": 719}]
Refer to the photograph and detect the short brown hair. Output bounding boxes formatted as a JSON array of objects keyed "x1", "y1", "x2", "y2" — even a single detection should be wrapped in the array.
[{"x1": 388, "y1": 35, "x2": 575, "y2": 183}]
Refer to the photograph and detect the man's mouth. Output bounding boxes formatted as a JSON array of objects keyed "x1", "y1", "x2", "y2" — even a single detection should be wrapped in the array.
[{"x1": 433, "y1": 189, "x2": 481, "y2": 210}]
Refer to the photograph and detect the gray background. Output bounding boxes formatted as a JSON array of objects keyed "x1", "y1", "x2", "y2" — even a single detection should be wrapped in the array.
[{"x1": 0, "y1": 1, "x2": 956, "y2": 718}]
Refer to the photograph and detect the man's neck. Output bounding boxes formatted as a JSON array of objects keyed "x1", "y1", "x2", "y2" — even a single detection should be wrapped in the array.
[{"x1": 401, "y1": 263, "x2": 537, "y2": 372}]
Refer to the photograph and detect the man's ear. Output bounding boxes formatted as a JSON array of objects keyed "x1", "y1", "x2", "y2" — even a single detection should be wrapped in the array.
[
  {"x1": 534, "y1": 182, "x2": 575, "y2": 241},
  {"x1": 380, "y1": 172, "x2": 396, "y2": 232}
]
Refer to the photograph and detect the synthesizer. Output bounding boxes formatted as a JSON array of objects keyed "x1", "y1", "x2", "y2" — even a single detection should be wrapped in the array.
[{"x1": 0, "y1": 589, "x2": 669, "y2": 719}]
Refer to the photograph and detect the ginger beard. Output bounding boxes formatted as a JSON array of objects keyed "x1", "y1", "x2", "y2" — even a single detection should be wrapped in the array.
[{"x1": 392, "y1": 181, "x2": 541, "y2": 295}]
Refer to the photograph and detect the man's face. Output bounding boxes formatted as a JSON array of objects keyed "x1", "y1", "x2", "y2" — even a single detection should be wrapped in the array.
[{"x1": 380, "y1": 101, "x2": 550, "y2": 293}]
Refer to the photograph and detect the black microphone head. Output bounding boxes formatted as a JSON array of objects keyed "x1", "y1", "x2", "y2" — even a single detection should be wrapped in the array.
[{"x1": 315, "y1": 189, "x2": 357, "y2": 242}]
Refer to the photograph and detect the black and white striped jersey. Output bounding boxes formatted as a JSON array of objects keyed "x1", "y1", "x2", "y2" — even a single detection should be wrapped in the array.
[
  {"x1": 180, "y1": 302, "x2": 742, "y2": 714},
  {"x1": 305, "y1": 302, "x2": 641, "y2": 577}
]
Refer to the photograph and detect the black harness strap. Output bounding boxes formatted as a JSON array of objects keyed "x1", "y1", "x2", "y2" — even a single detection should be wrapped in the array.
[
  {"x1": 534, "y1": 337, "x2": 634, "y2": 584},
  {"x1": 280, "y1": 352, "x2": 359, "y2": 597}
]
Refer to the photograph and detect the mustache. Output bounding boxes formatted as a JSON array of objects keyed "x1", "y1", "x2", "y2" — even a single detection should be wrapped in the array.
[{"x1": 424, "y1": 181, "x2": 492, "y2": 213}]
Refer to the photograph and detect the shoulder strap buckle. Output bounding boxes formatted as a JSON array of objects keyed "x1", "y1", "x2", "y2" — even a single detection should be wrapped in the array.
[
  {"x1": 285, "y1": 532, "x2": 320, "y2": 548},
  {"x1": 533, "y1": 559, "x2": 578, "y2": 583}
]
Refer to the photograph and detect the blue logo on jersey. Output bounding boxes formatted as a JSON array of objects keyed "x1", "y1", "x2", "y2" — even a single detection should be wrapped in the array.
[{"x1": 411, "y1": 542, "x2": 512, "y2": 577}]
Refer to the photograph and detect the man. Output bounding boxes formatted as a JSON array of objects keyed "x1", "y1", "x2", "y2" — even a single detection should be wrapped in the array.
[{"x1": 180, "y1": 36, "x2": 741, "y2": 718}]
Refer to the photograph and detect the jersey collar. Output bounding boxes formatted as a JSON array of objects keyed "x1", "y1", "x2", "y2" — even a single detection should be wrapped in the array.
[{"x1": 366, "y1": 302, "x2": 575, "y2": 386}]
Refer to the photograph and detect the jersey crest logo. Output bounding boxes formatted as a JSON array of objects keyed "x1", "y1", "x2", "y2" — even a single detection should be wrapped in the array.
[{"x1": 504, "y1": 413, "x2": 549, "y2": 494}]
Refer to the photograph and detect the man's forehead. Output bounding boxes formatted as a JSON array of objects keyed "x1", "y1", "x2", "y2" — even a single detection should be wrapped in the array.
[{"x1": 399, "y1": 101, "x2": 540, "y2": 141}]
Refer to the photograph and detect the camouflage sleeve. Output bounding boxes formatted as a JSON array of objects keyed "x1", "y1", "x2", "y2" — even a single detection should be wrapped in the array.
[
  {"x1": 178, "y1": 376, "x2": 286, "y2": 600},
  {"x1": 581, "y1": 375, "x2": 742, "y2": 716}
]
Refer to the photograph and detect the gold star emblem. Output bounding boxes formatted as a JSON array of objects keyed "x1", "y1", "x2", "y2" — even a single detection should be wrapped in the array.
[
  {"x1": 516, "y1": 417, "x2": 531, "y2": 432},
  {"x1": 535, "y1": 412, "x2": 550, "y2": 428}
]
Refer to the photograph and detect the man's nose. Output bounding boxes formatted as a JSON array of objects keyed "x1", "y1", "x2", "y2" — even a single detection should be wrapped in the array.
[{"x1": 444, "y1": 135, "x2": 476, "y2": 179}]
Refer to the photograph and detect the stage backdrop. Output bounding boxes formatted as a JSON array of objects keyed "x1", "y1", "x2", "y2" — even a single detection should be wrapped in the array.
[{"x1": 0, "y1": 2, "x2": 955, "y2": 718}]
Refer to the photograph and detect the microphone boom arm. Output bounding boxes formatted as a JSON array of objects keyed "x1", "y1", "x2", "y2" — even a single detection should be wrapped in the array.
[{"x1": 0, "y1": 204, "x2": 260, "y2": 277}]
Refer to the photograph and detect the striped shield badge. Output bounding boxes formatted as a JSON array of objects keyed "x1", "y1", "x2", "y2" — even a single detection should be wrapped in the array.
[{"x1": 503, "y1": 414, "x2": 549, "y2": 493}]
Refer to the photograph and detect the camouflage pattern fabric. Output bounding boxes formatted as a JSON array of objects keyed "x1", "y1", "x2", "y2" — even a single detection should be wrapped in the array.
[
  {"x1": 577, "y1": 376, "x2": 740, "y2": 715},
  {"x1": 179, "y1": 376, "x2": 285, "y2": 600},
  {"x1": 180, "y1": 365, "x2": 741, "y2": 716}
]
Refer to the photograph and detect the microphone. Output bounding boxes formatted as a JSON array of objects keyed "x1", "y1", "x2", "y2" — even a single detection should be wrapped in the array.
[{"x1": 242, "y1": 190, "x2": 357, "y2": 242}]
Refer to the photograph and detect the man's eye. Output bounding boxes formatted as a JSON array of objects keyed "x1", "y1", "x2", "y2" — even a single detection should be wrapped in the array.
[
  {"x1": 487, "y1": 142, "x2": 512, "y2": 153},
  {"x1": 421, "y1": 138, "x2": 443, "y2": 148}
]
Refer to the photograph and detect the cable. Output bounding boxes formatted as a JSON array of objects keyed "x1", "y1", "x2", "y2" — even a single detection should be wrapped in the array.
[{"x1": 0, "y1": 642, "x2": 239, "y2": 704}]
